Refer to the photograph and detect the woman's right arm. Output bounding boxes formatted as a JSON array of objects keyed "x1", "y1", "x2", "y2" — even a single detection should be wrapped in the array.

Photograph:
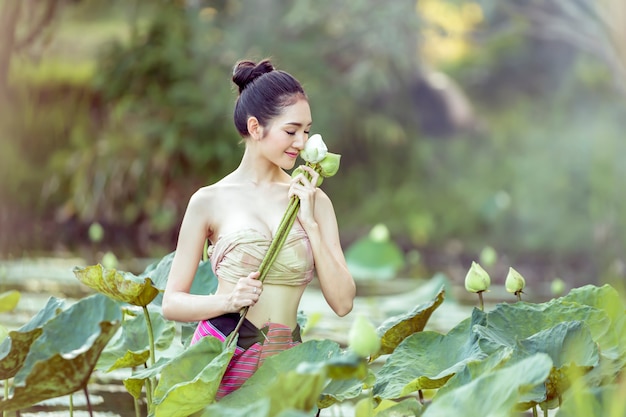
[{"x1": 162, "y1": 190, "x2": 261, "y2": 322}]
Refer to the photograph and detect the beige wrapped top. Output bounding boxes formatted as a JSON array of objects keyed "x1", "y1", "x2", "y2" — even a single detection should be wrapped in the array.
[{"x1": 208, "y1": 222, "x2": 314, "y2": 286}]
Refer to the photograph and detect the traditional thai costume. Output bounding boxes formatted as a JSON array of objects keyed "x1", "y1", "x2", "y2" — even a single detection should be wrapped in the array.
[{"x1": 190, "y1": 223, "x2": 314, "y2": 399}]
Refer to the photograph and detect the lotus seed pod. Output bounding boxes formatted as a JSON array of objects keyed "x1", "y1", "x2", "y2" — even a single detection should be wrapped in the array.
[
  {"x1": 505, "y1": 267, "x2": 526, "y2": 294},
  {"x1": 464, "y1": 261, "x2": 491, "y2": 293},
  {"x1": 348, "y1": 314, "x2": 381, "y2": 358}
]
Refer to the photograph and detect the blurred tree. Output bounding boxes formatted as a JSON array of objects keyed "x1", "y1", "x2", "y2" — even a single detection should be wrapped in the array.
[{"x1": 0, "y1": 0, "x2": 61, "y2": 98}]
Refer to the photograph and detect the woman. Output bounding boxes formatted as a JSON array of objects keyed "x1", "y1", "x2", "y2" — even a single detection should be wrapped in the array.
[{"x1": 162, "y1": 59, "x2": 356, "y2": 399}]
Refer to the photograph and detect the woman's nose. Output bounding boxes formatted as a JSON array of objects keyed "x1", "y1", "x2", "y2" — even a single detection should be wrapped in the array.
[{"x1": 294, "y1": 134, "x2": 306, "y2": 150}]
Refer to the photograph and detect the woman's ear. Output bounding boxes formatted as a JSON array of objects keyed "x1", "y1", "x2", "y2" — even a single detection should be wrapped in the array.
[{"x1": 247, "y1": 117, "x2": 263, "y2": 140}]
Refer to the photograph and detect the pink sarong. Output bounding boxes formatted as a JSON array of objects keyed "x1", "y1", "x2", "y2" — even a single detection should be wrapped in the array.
[{"x1": 191, "y1": 317, "x2": 300, "y2": 400}]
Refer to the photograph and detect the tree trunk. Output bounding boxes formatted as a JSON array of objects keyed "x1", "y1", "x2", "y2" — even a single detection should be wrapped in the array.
[{"x1": 0, "y1": 0, "x2": 21, "y2": 100}]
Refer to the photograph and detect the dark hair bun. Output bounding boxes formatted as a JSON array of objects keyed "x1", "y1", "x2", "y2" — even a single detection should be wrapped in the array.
[{"x1": 232, "y1": 59, "x2": 275, "y2": 93}]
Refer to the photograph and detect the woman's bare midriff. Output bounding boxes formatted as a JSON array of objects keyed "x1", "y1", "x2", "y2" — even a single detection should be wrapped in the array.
[{"x1": 215, "y1": 280, "x2": 307, "y2": 330}]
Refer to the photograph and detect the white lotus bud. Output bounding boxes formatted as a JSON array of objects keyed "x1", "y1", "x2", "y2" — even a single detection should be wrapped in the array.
[
  {"x1": 464, "y1": 261, "x2": 491, "y2": 293},
  {"x1": 300, "y1": 134, "x2": 328, "y2": 163},
  {"x1": 505, "y1": 267, "x2": 526, "y2": 294},
  {"x1": 348, "y1": 314, "x2": 381, "y2": 358}
]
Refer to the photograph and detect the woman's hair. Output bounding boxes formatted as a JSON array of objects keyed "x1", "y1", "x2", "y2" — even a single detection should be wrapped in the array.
[{"x1": 232, "y1": 59, "x2": 307, "y2": 137}]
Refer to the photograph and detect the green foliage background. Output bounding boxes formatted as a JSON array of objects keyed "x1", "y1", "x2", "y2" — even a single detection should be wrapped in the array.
[{"x1": 1, "y1": 0, "x2": 625, "y2": 285}]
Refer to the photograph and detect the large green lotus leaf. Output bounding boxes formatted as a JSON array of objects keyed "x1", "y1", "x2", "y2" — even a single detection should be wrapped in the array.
[
  {"x1": 317, "y1": 377, "x2": 364, "y2": 409},
  {"x1": 140, "y1": 251, "x2": 218, "y2": 306},
  {"x1": 434, "y1": 346, "x2": 514, "y2": 398},
  {"x1": 555, "y1": 383, "x2": 626, "y2": 417},
  {"x1": 422, "y1": 353, "x2": 553, "y2": 417},
  {"x1": 0, "y1": 297, "x2": 65, "y2": 379},
  {"x1": 372, "y1": 285, "x2": 445, "y2": 360},
  {"x1": 0, "y1": 294, "x2": 121, "y2": 412},
  {"x1": 476, "y1": 300, "x2": 611, "y2": 356},
  {"x1": 97, "y1": 310, "x2": 176, "y2": 371},
  {"x1": 560, "y1": 284, "x2": 626, "y2": 363},
  {"x1": 561, "y1": 284, "x2": 624, "y2": 323},
  {"x1": 149, "y1": 335, "x2": 236, "y2": 417},
  {"x1": 373, "y1": 315, "x2": 487, "y2": 399},
  {"x1": 123, "y1": 356, "x2": 173, "y2": 399},
  {"x1": 262, "y1": 365, "x2": 329, "y2": 416},
  {"x1": 300, "y1": 352, "x2": 368, "y2": 408},
  {"x1": 345, "y1": 236, "x2": 405, "y2": 281},
  {"x1": 507, "y1": 321, "x2": 599, "y2": 408},
  {"x1": 0, "y1": 290, "x2": 20, "y2": 313},
  {"x1": 74, "y1": 264, "x2": 160, "y2": 307},
  {"x1": 201, "y1": 397, "x2": 272, "y2": 417},
  {"x1": 204, "y1": 363, "x2": 328, "y2": 417},
  {"x1": 212, "y1": 340, "x2": 347, "y2": 415},
  {"x1": 376, "y1": 398, "x2": 424, "y2": 417}
]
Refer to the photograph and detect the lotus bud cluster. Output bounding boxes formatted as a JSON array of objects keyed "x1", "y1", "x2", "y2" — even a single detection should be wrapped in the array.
[{"x1": 294, "y1": 134, "x2": 341, "y2": 186}]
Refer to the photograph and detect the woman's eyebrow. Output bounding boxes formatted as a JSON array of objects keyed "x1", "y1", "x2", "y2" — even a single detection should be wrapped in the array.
[{"x1": 284, "y1": 121, "x2": 313, "y2": 127}]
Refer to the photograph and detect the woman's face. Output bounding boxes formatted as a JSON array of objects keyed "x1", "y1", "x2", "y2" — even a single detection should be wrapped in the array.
[{"x1": 259, "y1": 98, "x2": 312, "y2": 170}]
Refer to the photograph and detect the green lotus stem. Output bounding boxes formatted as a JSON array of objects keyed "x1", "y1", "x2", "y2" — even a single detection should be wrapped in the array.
[
  {"x1": 532, "y1": 405, "x2": 538, "y2": 417},
  {"x1": 516, "y1": 291, "x2": 522, "y2": 302},
  {"x1": 226, "y1": 196, "x2": 300, "y2": 347},
  {"x1": 3, "y1": 380, "x2": 7, "y2": 417},
  {"x1": 134, "y1": 395, "x2": 141, "y2": 417},
  {"x1": 144, "y1": 367, "x2": 153, "y2": 411},
  {"x1": 142, "y1": 305, "x2": 156, "y2": 367},
  {"x1": 478, "y1": 291, "x2": 485, "y2": 311},
  {"x1": 69, "y1": 393, "x2": 74, "y2": 416},
  {"x1": 142, "y1": 305, "x2": 156, "y2": 411}
]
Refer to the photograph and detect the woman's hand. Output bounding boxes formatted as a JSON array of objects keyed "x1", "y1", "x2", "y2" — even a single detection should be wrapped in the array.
[
  {"x1": 225, "y1": 271, "x2": 263, "y2": 311},
  {"x1": 289, "y1": 165, "x2": 320, "y2": 227}
]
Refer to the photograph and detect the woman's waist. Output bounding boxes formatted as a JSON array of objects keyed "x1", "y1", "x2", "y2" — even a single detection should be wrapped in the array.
[{"x1": 215, "y1": 282, "x2": 304, "y2": 328}]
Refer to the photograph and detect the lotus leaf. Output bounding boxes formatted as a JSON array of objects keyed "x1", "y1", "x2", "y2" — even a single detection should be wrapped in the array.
[
  {"x1": 123, "y1": 356, "x2": 172, "y2": 399},
  {"x1": 375, "y1": 398, "x2": 424, "y2": 417},
  {"x1": 210, "y1": 340, "x2": 360, "y2": 415},
  {"x1": 345, "y1": 231, "x2": 405, "y2": 281},
  {"x1": 0, "y1": 294, "x2": 121, "y2": 412},
  {"x1": 150, "y1": 335, "x2": 236, "y2": 416},
  {"x1": 139, "y1": 251, "x2": 218, "y2": 305},
  {"x1": 561, "y1": 284, "x2": 625, "y2": 323},
  {"x1": 373, "y1": 315, "x2": 486, "y2": 399},
  {"x1": 0, "y1": 290, "x2": 20, "y2": 313},
  {"x1": 556, "y1": 383, "x2": 626, "y2": 417},
  {"x1": 74, "y1": 264, "x2": 160, "y2": 307},
  {"x1": 372, "y1": 285, "x2": 445, "y2": 360},
  {"x1": 421, "y1": 353, "x2": 553, "y2": 417},
  {"x1": 509, "y1": 321, "x2": 599, "y2": 407},
  {"x1": 0, "y1": 297, "x2": 65, "y2": 379},
  {"x1": 97, "y1": 311, "x2": 176, "y2": 371},
  {"x1": 434, "y1": 346, "x2": 514, "y2": 398},
  {"x1": 476, "y1": 299, "x2": 611, "y2": 355}
]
